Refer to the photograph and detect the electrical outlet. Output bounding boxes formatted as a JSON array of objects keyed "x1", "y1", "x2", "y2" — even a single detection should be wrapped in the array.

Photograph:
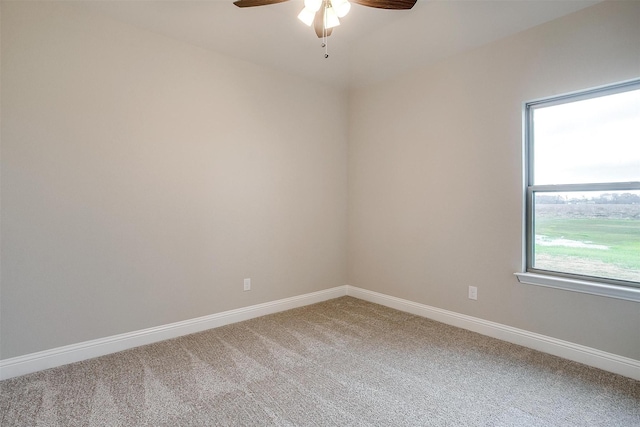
[
  {"x1": 468, "y1": 286, "x2": 478, "y2": 300},
  {"x1": 244, "y1": 278, "x2": 251, "y2": 291}
]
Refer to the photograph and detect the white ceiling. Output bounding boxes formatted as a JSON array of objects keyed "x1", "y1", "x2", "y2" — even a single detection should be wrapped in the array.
[{"x1": 69, "y1": 0, "x2": 601, "y2": 88}]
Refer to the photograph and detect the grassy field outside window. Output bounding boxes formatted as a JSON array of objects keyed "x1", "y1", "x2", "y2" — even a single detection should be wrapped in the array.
[{"x1": 533, "y1": 198, "x2": 640, "y2": 283}]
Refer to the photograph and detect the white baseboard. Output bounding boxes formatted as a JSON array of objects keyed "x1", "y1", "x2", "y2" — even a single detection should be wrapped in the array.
[
  {"x1": 3, "y1": 285, "x2": 638, "y2": 381},
  {"x1": 346, "y1": 285, "x2": 640, "y2": 381},
  {"x1": 0, "y1": 286, "x2": 347, "y2": 380}
]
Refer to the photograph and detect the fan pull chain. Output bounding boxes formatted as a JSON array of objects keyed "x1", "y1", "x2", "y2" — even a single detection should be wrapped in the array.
[
  {"x1": 322, "y1": 4, "x2": 329, "y2": 58},
  {"x1": 322, "y1": 34, "x2": 328, "y2": 59}
]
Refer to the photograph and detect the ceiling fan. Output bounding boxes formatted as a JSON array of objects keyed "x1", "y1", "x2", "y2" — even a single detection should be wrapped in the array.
[{"x1": 233, "y1": 0, "x2": 417, "y2": 39}]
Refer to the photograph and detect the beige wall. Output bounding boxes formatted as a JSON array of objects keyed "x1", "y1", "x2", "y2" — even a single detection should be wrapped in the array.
[
  {"x1": 348, "y1": 0, "x2": 640, "y2": 359},
  {"x1": 2, "y1": 1, "x2": 639, "y2": 363},
  {"x1": 0, "y1": 2, "x2": 348, "y2": 359}
]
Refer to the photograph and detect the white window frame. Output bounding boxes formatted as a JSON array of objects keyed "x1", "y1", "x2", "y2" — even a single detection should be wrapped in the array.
[{"x1": 515, "y1": 79, "x2": 640, "y2": 302}]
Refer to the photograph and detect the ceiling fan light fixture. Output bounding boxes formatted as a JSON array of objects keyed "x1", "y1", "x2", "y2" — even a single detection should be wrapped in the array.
[
  {"x1": 331, "y1": 0, "x2": 351, "y2": 18},
  {"x1": 297, "y1": 7, "x2": 315, "y2": 26},
  {"x1": 304, "y1": 0, "x2": 323, "y2": 12},
  {"x1": 234, "y1": 0, "x2": 417, "y2": 58},
  {"x1": 324, "y1": 6, "x2": 340, "y2": 29}
]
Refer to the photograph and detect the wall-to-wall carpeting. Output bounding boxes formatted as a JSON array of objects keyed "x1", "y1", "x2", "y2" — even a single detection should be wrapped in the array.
[{"x1": 1, "y1": 297, "x2": 638, "y2": 426}]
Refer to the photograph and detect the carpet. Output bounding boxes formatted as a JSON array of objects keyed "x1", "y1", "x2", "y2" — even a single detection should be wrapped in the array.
[{"x1": 1, "y1": 296, "x2": 638, "y2": 426}]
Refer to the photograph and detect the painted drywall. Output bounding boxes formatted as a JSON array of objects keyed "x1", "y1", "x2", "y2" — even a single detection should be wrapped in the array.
[
  {"x1": 2, "y1": 0, "x2": 638, "y2": 366},
  {"x1": 1, "y1": 2, "x2": 348, "y2": 359},
  {"x1": 348, "y1": 0, "x2": 640, "y2": 359}
]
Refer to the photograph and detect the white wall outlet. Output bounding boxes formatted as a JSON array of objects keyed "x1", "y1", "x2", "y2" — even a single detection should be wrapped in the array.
[
  {"x1": 468, "y1": 286, "x2": 478, "y2": 300},
  {"x1": 243, "y1": 278, "x2": 251, "y2": 291}
]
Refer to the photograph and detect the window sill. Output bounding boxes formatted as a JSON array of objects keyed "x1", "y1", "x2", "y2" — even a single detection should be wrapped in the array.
[{"x1": 514, "y1": 272, "x2": 640, "y2": 302}]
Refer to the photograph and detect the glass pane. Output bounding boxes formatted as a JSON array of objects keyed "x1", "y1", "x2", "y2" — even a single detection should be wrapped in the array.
[
  {"x1": 533, "y1": 190, "x2": 640, "y2": 283},
  {"x1": 532, "y1": 88, "x2": 640, "y2": 185}
]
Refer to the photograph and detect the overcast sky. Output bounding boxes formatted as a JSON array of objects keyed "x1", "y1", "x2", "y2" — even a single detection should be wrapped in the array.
[{"x1": 533, "y1": 87, "x2": 640, "y2": 186}]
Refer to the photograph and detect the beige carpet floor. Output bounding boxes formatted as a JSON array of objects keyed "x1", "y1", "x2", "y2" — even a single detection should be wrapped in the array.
[{"x1": 1, "y1": 296, "x2": 639, "y2": 426}]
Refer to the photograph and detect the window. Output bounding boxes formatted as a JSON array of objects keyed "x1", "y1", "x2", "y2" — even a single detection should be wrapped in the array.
[{"x1": 516, "y1": 80, "x2": 640, "y2": 301}]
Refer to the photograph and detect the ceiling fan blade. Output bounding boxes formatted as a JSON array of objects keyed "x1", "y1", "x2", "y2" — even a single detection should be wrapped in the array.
[
  {"x1": 233, "y1": 0, "x2": 289, "y2": 7},
  {"x1": 313, "y1": 8, "x2": 333, "y2": 38},
  {"x1": 351, "y1": 0, "x2": 417, "y2": 10}
]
